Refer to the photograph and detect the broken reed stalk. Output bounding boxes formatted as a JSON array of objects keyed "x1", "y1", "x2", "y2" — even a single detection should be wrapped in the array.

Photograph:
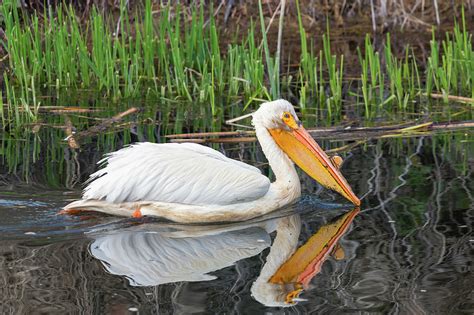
[
  {"x1": 166, "y1": 121, "x2": 474, "y2": 145},
  {"x1": 165, "y1": 121, "x2": 419, "y2": 139},
  {"x1": 63, "y1": 107, "x2": 139, "y2": 148},
  {"x1": 326, "y1": 140, "x2": 367, "y2": 154},
  {"x1": 170, "y1": 137, "x2": 257, "y2": 144},
  {"x1": 225, "y1": 112, "x2": 255, "y2": 129},
  {"x1": 49, "y1": 107, "x2": 102, "y2": 114},
  {"x1": 166, "y1": 130, "x2": 255, "y2": 139},
  {"x1": 425, "y1": 93, "x2": 474, "y2": 104},
  {"x1": 76, "y1": 107, "x2": 138, "y2": 137}
]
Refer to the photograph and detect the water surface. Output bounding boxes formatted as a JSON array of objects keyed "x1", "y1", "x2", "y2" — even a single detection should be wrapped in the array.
[{"x1": 1, "y1": 126, "x2": 472, "y2": 314}]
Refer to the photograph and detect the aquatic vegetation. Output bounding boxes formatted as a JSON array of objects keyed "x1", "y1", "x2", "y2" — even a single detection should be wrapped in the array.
[
  {"x1": 426, "y1": 9, "x2": 474, "y2": 100},
  {"x1": 0, "y1": 0, "x2": 473, "y2": 130}
]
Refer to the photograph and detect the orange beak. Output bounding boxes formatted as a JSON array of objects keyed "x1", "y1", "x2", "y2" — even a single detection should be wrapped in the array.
[{"x1": 269, "y1": 125, "x2": 360, "y2": 206}]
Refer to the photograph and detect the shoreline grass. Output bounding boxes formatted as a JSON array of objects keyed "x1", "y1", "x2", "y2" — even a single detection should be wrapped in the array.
[{"x1": 0, "y1": 0, "x2": 473, "y2": 131}]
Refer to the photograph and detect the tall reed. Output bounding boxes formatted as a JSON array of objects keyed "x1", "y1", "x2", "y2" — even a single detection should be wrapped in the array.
[{"x1": 0, "y1": 0, "x2": 472, "y2": 130}]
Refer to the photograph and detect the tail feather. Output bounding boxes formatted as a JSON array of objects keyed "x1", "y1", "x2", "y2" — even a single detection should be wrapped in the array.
[{"x1": 62, "y1": 199, "x2": 135, "y2": 217}]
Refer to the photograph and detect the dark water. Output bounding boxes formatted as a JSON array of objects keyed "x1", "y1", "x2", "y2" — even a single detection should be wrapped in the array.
[{"x1": 1, "y1": 125, "x2": 473, "y2": 314}]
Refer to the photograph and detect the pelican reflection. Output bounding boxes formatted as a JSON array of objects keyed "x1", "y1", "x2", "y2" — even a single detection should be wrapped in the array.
[{"x1": 89, "y1": 207, "x2": 359, "y2": 306}]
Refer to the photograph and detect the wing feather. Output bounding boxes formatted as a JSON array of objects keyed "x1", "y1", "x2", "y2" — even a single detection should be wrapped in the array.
[{"x1": 83, "y1": 142, "x2": 270, "y2": 205}]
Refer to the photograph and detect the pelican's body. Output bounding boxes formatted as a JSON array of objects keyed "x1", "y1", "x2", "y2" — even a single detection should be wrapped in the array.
[{"x1": 64, "y1": 100, "x2": 359, "y2": 222}]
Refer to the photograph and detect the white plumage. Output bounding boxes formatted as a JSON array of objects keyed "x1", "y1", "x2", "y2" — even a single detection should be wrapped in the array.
[{"x1": 84, "y1": 142, "x2": 270, "y2": 205}]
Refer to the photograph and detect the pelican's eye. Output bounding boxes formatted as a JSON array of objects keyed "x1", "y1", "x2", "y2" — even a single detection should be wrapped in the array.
[{"x1": 281, "y1": 111, "x2": 299, "y2": 129}]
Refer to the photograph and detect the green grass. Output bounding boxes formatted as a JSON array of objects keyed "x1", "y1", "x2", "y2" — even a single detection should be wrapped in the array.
[
  {"x1": 0, "y1": 0, "x2": 473, "y2": 130},
  {"x1": 427, "y1": 9, "x2": 474, "y2": 100}
]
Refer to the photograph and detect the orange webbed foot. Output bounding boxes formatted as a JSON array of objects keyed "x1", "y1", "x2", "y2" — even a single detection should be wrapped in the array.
[{"x1": 132, "y1": 207, "x2": 143, "y2": 218}]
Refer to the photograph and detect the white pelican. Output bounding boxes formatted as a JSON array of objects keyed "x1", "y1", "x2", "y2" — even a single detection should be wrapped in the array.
[{"x1": 63, "y1": 99, "x2": 360, "y2": 222}]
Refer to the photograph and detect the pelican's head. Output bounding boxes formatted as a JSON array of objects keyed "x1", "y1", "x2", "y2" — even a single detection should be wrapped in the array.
[
  {"x1": 252, "y1": 99, "x2": 300, "y2": 130},
  {"x1": 253, "y1": 99, "x2": 360, "y2": 206}
]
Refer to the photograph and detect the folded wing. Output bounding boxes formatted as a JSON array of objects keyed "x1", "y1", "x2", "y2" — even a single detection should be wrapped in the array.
[{"x1": 83, "y1": 142, "x2": 271, "y2": 205}]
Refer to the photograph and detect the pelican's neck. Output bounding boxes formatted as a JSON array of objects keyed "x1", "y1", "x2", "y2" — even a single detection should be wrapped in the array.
[
  {"x1": 251, "y1": 215, "x2": 302, "y2": 307},
  {"x1": 255, "y1": 125, "x2": 301, "y2": 197}
]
